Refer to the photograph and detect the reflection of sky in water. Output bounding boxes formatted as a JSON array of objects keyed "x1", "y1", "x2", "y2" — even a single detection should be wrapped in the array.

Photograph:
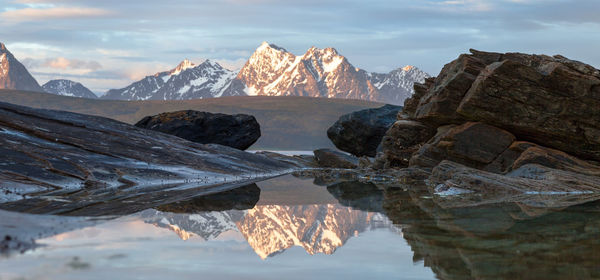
[{"x1": 0, "y1": 175, "x2": 436, "y2": 280}]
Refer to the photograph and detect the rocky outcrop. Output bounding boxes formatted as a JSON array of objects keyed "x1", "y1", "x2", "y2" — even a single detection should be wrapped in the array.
[
  {"x1": 135, "y1": 110, "x2": 261, "y2": 150},
  {"x1": 407, "y1": 49, "x2": 600, "y2": 161},
  {"x1": 0, "y1": 101, "x2": 293, "y2": 215},
  {"x1": 313, "y1": 148, "x2": 358, "y2": 169},
  {"x1": 366, "y1": 49, "x2": 600, "y2": 195},
  {"x1": 327, "y1": 104, "x2": 402, "y2": 157}
]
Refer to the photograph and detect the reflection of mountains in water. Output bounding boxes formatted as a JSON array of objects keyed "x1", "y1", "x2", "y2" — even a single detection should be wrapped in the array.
[{"x1": 141, "y1": 204, "x2": 396, "y2": 259}]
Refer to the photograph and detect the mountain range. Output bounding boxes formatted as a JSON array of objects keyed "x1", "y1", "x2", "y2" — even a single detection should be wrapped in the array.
[
  {"x1": 0, "y1": 41, "x2": 430, "y2": 105},
  {"x1": 140, "y1": 204, "x2": 395, "y2": 260}
]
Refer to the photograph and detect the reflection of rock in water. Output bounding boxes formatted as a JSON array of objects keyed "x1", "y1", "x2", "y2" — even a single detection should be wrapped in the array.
[
  {"x1": 236, "y1": 204, "x2": 392, "y2": 259},
  {"x1": 326, "y1": 180, "x2": 600, "y2": 279},
  {"x1": 327, "y1": 181, "x2": 384, "y2": 212},
  {"x1": 155, "y1": 183, "x2": 261, "y2": 213},
  {"x1": 385, "y1": 187, "x2": 600, "y2": 279}
]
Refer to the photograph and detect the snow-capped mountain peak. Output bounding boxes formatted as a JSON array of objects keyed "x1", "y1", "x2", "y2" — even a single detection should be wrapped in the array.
[
  {"x1": 170, "y1": 59, "x2": 196, "y2": 76},
  {"x1": 102, "y1": 58, "x2": 237, "y2": 100},
  {"x1": 257, "y1": 41, "x2": 288, "y2": 53},
  {"x1": 42, "y1": 79, "x2": 97, "y2": 99},
  {"x1": 101, "y1": 42, "x2": 430, "y2": 104}
]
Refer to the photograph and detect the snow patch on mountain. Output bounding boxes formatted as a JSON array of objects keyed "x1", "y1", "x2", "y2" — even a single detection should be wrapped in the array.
[{"x1": 42, "y1": 79, "x2": 97, "y2": 99}]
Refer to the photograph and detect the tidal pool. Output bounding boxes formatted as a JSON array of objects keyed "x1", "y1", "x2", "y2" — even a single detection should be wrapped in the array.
[{"x1": 1, "y1": 174, "x2": 599, "y2": 279}]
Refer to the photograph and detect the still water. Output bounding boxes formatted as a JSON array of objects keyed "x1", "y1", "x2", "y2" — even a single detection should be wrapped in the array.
[{"x1": 1, "y1": 174, "x2": 599, "y2": 279}]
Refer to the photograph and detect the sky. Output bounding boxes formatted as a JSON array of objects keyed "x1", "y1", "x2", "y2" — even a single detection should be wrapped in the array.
[{"x1": 1, "y1": 0, "x2": 599, "y2": 94}]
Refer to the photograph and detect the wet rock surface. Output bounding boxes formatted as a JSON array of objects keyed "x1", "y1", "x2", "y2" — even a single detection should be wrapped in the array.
[
  {"x1": 327, "y1": 104, "x2": 402, "y2": 157},
  {"x1": 0, "y1": 101, "x2": 294, "y2": 215},
  {"x1": 135, "y1": 110, "x2": 261, "y2": 150},
  {"x1": 313, "y1": 148, "x2": 359, "y2": 169}
]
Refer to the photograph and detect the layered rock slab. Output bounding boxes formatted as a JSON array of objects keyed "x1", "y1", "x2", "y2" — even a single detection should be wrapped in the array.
[{"x1": 0, "y1": 101, "x2": 293, "y2": 214}]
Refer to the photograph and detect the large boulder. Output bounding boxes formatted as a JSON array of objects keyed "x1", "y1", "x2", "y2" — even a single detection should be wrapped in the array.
[
  {"x1": 313, "y1": 148, "x2": 359, "y2": 169},
  {"x1": 327, "y1": 104, "x2": 402, "y2": 157},
  {"x1": 408, "y1": 49, "x2": 600, "y2": 161},
  {"x1": 135, "y1": 110, "x2": 261, "y2": 150}
]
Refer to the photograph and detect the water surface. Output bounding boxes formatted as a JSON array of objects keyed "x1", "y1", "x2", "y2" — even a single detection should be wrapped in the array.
[{"x1": 1, "y1": 174, "x2": 599, "y2": 279}]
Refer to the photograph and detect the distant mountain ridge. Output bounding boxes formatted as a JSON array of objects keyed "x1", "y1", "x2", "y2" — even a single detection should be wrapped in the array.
[
  {"x1": 42, "y1": 79, "x2": 97, "y2": 99},
  {"x1": 0, "y1": 42, "x2": 44, "y2": 92},
  {"x1": 101, "y1": 59, "x2": 238, "y2": 100},
  {"x1": 104, "y1": 42, "x2": 430, "y2": 105},
  {"x1": 0, "y1": 41, "x2": 429, "y2": 105}
]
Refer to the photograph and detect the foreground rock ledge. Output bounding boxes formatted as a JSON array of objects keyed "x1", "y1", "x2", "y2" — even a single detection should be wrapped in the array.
[{"x1": 0, "y1": 101, "x2": 296, "y2": 215}]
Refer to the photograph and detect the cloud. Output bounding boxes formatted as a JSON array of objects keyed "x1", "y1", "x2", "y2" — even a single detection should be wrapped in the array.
[
  {"x1": 23, "y1": 57, "x2": 102, "y2": 71},
  {"x1": 1, "y1": 6, "x2": 111, "y2": 21}
]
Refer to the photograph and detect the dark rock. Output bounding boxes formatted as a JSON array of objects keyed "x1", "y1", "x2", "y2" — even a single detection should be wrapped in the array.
[
  {"x1": 327, "y1": 104, "x2": 402, "y2": 157},
  {"x1": 410, "y1": 49, "x2": 600, "y2": 161},
  {"x1": 135, "y1": 110, "x2": 261, "y2": 150},
  {"x1": 409, "y1": 122, "x2": 515, "y2": 169},
  {"x1": 357, "y1": 156, "x2": 371, "y2": 169},
  {"x1": 377, "y1": 119, "x2": 436, "y2": 168},
  {"x1": 313, "y1": 148, "x2": 358, "y2": 169}
]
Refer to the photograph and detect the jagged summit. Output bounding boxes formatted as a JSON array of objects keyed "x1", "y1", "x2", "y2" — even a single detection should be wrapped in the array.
[
  {"x1": 102, "y1": 58, "x2": 237, "y2": 100},
  {"x1": 0, "y1": 42, "x2": 44, "y2": 92},
  {"x1": 101, "y1": 41, "x2": 429, "y2": 104},
  {"x1": 257, "y1": 41, "x2": 288, "y2": 52},
  {"x1": 223, "y1": 42, "x2": 429, "y2": 104}
]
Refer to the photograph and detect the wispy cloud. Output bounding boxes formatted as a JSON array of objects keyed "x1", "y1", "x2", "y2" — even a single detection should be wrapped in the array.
[
  {"x1": 22, "y1": 57, "x2": 102, "y2": 71},
  {"x1": 1, "y1": 6, "x2": 111, "y2": 21}
]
